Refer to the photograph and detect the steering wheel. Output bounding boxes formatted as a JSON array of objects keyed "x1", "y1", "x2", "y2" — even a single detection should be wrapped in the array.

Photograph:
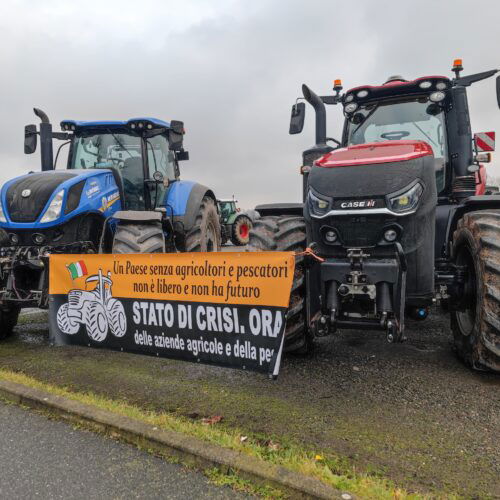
[{"x1": 380, "y1": 131, "x2": 410, "y2": 141}]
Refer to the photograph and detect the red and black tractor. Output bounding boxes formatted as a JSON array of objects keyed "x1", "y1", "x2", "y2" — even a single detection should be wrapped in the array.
[{"x1": 249, "y1": 60, "x2": 500, "y2": 371}]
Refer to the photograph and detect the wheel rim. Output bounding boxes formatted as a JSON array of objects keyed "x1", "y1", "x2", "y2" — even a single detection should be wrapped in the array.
[
  {"x1": 456, "y1": 245, "x2": 477, "y2": 336},
  {"x1": 239, "y1": 223, "x2": 249, "y2": 239},
  {"x1": 97, "y1": 310, "x2": 108, "y2": 334}
]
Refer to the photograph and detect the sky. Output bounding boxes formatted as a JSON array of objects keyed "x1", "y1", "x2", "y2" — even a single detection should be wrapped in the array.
[{"x1": 0, "y1": 0, "x2": 499, "y2": 208}]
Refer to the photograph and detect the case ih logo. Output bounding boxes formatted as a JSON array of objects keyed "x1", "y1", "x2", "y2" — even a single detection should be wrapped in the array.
[{"x1": 340, "y1": 199, "x2": 376, "y2": 209}]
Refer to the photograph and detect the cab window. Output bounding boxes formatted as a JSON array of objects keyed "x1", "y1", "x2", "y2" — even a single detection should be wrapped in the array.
[{"x1": 146, "y1": 135, "x2": 177, "y2": 208}]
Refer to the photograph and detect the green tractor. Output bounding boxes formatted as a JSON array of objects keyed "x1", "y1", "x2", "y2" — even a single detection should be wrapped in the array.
[{"x1": 218, "y1": 198, "x2": 253, "y2": 246}]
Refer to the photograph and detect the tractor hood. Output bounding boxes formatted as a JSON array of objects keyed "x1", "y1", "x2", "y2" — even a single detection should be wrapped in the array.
[
  {"x1": 315, "y1": 141, "x2": 433, "y2": 168},
  {"x1": 0, "y1": 169, "x2": 122, "y2": 229},
  {"x1": 309, "y1": 140, "x2": 435, "y2": 199}
]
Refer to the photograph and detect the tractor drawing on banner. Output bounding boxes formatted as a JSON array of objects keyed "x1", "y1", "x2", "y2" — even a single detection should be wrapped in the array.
[{"x1": 56, "y1": 268, "x2": 126, "y2": 342}]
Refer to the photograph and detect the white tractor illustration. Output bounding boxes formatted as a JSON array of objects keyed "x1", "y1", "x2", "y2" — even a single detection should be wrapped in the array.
[{"x1": 56, "y1": 269, "x2": 127, "y2": 342}]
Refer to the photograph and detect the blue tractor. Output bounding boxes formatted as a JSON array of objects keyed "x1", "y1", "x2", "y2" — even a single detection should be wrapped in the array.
[{"x1": 0, "y1": 109, "x2": 221, "y2": 337}]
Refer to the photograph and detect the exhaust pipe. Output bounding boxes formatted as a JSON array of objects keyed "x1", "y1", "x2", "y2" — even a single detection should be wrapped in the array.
[
  {"x1": 33, "y1": 108, "x2": 53, "y2": 171},
  {"x1": 302, "y1": 84, "x2": 327, "y2": 146}
]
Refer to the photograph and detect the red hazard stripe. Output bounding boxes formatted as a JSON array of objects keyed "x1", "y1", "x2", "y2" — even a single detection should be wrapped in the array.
[
  {"x1": 475, "y1": 131, "x2": 495, "y2": 152},
  {"x1": 79, "y1": 260, "x2": 88, "y2": 275},
  {"x1": 476, "y1": 137, "x2": 494, "y2": 152}
]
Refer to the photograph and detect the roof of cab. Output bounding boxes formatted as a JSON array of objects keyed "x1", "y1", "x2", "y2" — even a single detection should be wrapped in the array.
[
  {"x1": 60, "y1": 117, "x2": 171, "y2": 130},
  {"x1": 345, "y1": 75, "x2": 451, "y2": 96}
]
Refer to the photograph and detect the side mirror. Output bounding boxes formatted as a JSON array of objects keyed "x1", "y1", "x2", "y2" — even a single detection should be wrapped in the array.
[
  {"x1": 168, "y1": 120, "x2": 184, "y2": 151},
  {"x1": 24, "y1": 124, "x2": 37, "y2": 154},
  {"x1": 289, "y1": 102, "x2": 305, "y2": 135},
  {"x1": 176, "y1": 150, "x2": 189, "y2": 161},
  {"x1": 496, "y1": 75, "x2": 500, "y2": 109}
]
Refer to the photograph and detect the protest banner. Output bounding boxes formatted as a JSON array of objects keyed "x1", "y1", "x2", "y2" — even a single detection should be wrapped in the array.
[{"x1": 49, "y1": 252, "x2": 294, "y2": 377}]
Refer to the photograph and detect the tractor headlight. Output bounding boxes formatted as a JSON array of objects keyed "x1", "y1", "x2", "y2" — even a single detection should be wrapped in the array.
[
  {"x1": 308, "y1": 191, "x2": 330, "y2": 216},
  {"x1": 388, "y1": 183, "x2": 423, "y2": 213},
  {"x1": 429, "y1": 91, "x2": 446, "y2": 102},
  {"x1": 0, "y1": 201, "x2": 6, "y2": 223},
  {"x1": 40, "y1": 190, "x2": 65, "y2": 223}
]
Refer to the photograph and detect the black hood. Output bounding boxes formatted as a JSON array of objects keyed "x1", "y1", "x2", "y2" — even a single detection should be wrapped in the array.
[
  {"x1": 6, "y1": 172, "x2": 77, "y2": 223},
  {"x1": 308, "y1": 157, "x2": 432, "y2": 199}
]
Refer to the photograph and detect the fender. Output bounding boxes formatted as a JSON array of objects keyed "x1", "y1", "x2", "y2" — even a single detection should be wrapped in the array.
[
  {"x1": 443, "y1": 195, "x2": 500, "y2": 257},
  {"x1": 255, "y1": 203, "x2": 304, "y2": 217},
  {"x1": 166, "y1": 180, "x2": 216, "y2": 232}
]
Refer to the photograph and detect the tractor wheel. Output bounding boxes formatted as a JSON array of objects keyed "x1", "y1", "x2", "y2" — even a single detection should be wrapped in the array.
[
  {"x1": 450, "y1": 210, "x2": 500, "y2": 371},
  {"x1": 106, "y1": 298, "x2": 127, "y2": 337},
  {"x1": 56, "y1": 303, "x2": 79, "y2": 335},
  {"x1": 231, "y1": 215, "x2": 252, "y2": 246},
  {"x1": 112, "y1": 222, "x2": 165, "y2": 254},
  {"x1": 185, "y1": 196, "x2": 221, "y2": 252},
  {"x1": 85, "y1": 302, "x2": 109, "y2": 342},
  {"x1": 0, "y1": 305, "x2": 20, "y2": 340},
  {"x1": 248, "y1": 216, "x2": 311, "y2": 354}
]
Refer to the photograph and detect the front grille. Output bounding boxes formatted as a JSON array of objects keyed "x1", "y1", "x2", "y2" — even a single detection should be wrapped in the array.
[
  {"x1": 328, "y1": 215, "x2": 388, "y2": 247},
  {"x1": 68, "y1": 291, "x2": 82, "y2": 306}
]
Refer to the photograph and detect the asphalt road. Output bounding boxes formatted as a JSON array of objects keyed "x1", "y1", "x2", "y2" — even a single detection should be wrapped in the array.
[{"x1": 0, "y1": 402, "x2": 247, "y2": 500}]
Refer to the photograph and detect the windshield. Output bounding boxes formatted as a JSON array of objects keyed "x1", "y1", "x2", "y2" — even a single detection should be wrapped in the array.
[
  {"x1": 70, "y1": 132, "x2": 145, "y2": 209},
  {"x1": 70, "y1": 132, "x2": 142, "y2": 170},
  {"x1": 219, "y1": 201, "x2": 234, "y2": 221},
  {"x1": 346, "y1": 99, "x2": 446, "y2": 192}
]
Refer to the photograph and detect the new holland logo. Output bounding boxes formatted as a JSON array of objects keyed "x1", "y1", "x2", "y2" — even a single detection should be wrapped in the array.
[
  {"x1": 340, "y1": 199, "x2": 376, "y2": 209},
  {"x1": 21, "y1": 189, "x2": 31, "y2": 198}
]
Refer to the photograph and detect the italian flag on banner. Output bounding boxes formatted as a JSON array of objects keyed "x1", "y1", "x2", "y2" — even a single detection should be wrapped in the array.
[{"x1": 67, "y1": 260, "x2": 88, "y2": 280}]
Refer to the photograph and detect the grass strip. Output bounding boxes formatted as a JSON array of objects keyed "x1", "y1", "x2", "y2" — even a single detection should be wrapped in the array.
[{"x1": 0, "y1": 368, "x2": 444, "y2": 499}]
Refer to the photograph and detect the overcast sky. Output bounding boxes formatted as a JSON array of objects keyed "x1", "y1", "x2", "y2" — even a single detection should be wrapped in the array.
[{"x1": 0, "y1": 0, "x2": 499, "y2": 207}]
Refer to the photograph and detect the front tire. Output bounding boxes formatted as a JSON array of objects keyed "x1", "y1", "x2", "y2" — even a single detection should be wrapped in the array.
[
  {"x1": 0, "y1": 305, "x2": 20, "y2": 340},
  {"x1": 85, "y1": 302, "x2": 109, "y2": 342},
  {"x1": 451, "y1": 210, "x2": 500, "y2": 371},
  {"x1": 248, "y1": 216, "x2": 310, "y2": 353},
  {"x1": 112, "y1": 222, "x2": 165, "y2": 254},
  {"x1": 185, "y1": 196, "x2": 221, "y2": 252},
  {"x1": 56, "y1": 303, "x2": 79, "y2": 335},
  {"x1": 231, "y1": 215, "x2": 252, "y2": 246},
  {"x1": 106, "y1": 298, "x2": 127, "y2": 337}
]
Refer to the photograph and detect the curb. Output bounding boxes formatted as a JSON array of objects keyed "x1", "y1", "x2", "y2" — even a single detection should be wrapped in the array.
[{"x1": 0, "y1": 379, "x2": 349, "y2": 499}]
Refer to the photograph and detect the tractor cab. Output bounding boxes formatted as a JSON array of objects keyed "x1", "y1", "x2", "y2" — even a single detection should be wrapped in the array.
[
  {"x1": 59, "y1": 118, "x2": 188, "y2": 211},
  {"x1": 290, "y1": 60, "x2": 499, "y2": 203},
  {"x1": 341, "y1": 76, "x2": 450, "y2": 194},
  {"x1": 218, "y1": 199, "x2": 238, "y2": 224}
]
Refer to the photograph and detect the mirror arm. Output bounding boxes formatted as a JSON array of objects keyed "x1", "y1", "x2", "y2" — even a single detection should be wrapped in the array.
[
  {"x1": 326, "y1": 137, "x2": 341, "y2": 146},
  {"x1": 454, "y1": 69, "x2": 499, "y2": 87}
]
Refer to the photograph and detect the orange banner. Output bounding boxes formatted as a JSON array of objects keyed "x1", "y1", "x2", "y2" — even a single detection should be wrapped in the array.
[{"x1": 49, "y1": 252, "x2": 295, "y2": 307}]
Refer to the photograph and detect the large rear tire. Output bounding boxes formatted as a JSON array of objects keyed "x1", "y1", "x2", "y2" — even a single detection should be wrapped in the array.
[
  {"x1": 231, "y1": 215, "x2": 252, "y2": 246},
  {"x1": 451, "y1": 210, "x2": 500, "y2": 371},
  {"x1": 0, "y1": 305, "x2": 20, "y2": 340},
  {"x1": 185, "y1": 197, "x2": 221, "y2": 252},
  {"x1": 112, "y1": 222, "x2": 165, "y2": 254},
  {"x1": 248, "y1": 216, "x2": 310, "y2": 354}
]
